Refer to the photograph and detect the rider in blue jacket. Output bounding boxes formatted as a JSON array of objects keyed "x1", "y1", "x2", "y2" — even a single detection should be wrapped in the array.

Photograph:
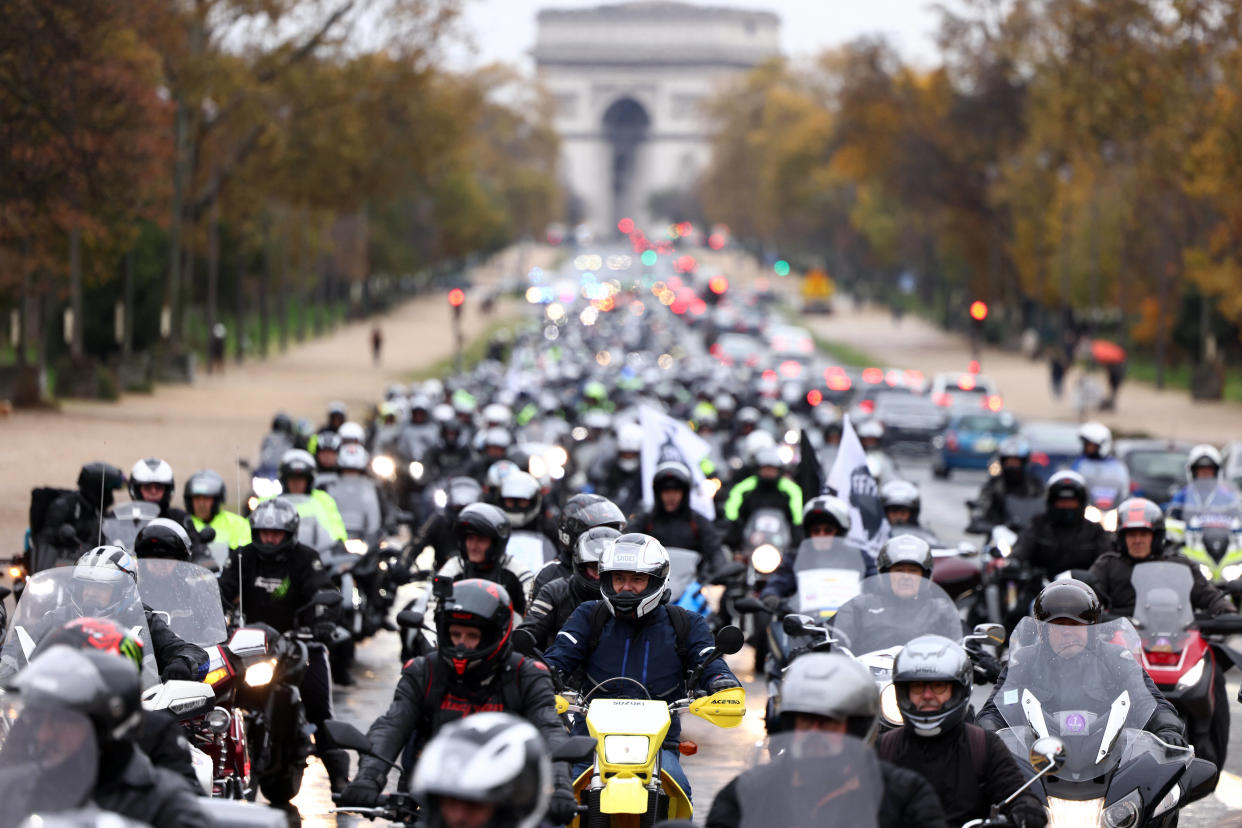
[
  {"x1": 1167, "y1": 444, "x2": 1241, "y2": 520},
  {"x1": 544, "y1": 533, "x2": 741, "y2": 800}
]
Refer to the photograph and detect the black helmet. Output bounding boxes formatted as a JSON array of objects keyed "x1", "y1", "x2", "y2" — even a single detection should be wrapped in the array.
[
  {"x1": 1045, "y1": 470, "x2": 1088, "y2": 511},
  {"x1": 77, "y1": 462, "x2": 125, "y2": 509},
  {"x1": 1115, "y1": 497, "x2": 1166, "y2": 557},
  {"x1": 556, "y1": 494, "x2": 626, "y2": 556},
  {"x1": 997, "y1": 437, "x2": 1031, "y2": 462},
  {"x1": 875, "y1": 535, "x2": 933, "y2": 577},
  {"x1": 183, "y1": 469, "x2": 226, "y2": 518},
  {"x1": 892, "y1": 635, "x2": 973, "y2": 737},
  {"x1": 278, "y1": 449, "x2": 317, "y2": 491},
  {"x1": 272, "y1": 412, "x2": 294, "y2": 434},
  {"x1": 411, "y1": 712, "x2": 550, "y2": 828},
  {"x1": 7, "y1": 646, "x2": 143, "y2": 746},
  {"x1": 132, "y1": 518, "x2": 192, "y2": 562},
  {"x1": 248, "y1": 498, "x2": 300, "y2": 559},
  {"x1": 436, "y1": 578, "x2": 515, "y2": 684},
  {"x1": 573, "y1": 526, "x2": 620, "y2": 598},
  {"x1": 802, "y1": 494, "x2": 851, "y2": 535},
  {"x1": 1033, "y1": 578, "x2": 1101, "y2": 625},
  {"x1": 652, "y1": 460, "x2": 692, "y2": 494},
  {"x1": 455, "y1": 503, "x2": 511, "y2": 567}
]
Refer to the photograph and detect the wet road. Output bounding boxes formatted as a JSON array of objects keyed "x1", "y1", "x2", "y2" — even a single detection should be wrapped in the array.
[{"x1": 289, "y1": 451, "x2": 1242, "y2": 826}]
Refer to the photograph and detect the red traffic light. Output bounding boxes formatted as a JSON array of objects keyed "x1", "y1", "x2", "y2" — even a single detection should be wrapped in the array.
[
  {"x1": 969, "y1": 300, "x2": 988, "y2": 321},
  {"x1": 708, "y1": 275, "x2": 729, "y2": 295},
  {"x1": 617, "y1": 217, "x2": 635, "y2": 235},
  {"x1": 448, "y1": 288, "x2": 465, "y2": 308}
]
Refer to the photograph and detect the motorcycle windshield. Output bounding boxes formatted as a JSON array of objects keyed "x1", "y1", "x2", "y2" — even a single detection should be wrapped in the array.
[
  {"x1": 1002, "y1": 495, "x2": 1045, "y2": 526},
  {"x1": 99, "y1": 501, "x2": 160, "y2": 552},
  {"x1": 279, "y1": 494, "x2": 334, "y2": 554},
  {"x1": 792, "y1": 538, "x2": 867, "y2": 619},
  {"x1": 744, "y1": 508, "x2": 792, "y2": 551},
  {"x1": 0, "y1": 701, "x2": 97, "y2": 828},
  {"x1": 829, "y1": 574, "x2": 960, "y2": 656},
  {"x1": 326, "y1": 477, "x2": 381, "y2": 539},
  {"x1": 1130, "y1": 561, "x2": 1194, "y2": 638},
  {"x1": 667, "y1": 547, "x2": 701, "y2": 601},
  {"x1": 1183, "y1": 481, "x2": 1242, "y2": 524},
  {"x1": 507, "y1": 532, "x2": 554, "y2": 578},
  {"x1": 136, "y1": 560, "x2": 229, "y2": 646},
  {"x1": 1077, "y1": 459, "x2": 1127, "y2": 508},
  {"x1": 0, "y1": 569, "x2": 157, "y2": 688},
  {"x1": 996, "y1": 616, "x2": 1155, "y2": 782},
  {"x1": 735, "y1": 732, "x2": 881, "y2": 828}
]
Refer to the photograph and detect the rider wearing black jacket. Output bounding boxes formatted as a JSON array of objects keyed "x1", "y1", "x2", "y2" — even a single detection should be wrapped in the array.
[
  {"x1": 531, "y1": 493, "x2": 626, "y2": 598},
  {"x1": 514, "y1": 526, "x2": 617, "y2": 656},
  {"x1": 976, "y1": 580, "x2": 1188, "y2": 747},
  {"x1": 33, "y1": 462, "x2": 126, "y2": 563},
  {"x1": 627, "y1": 460, "x2": 726, "y2": 579},
  {"x1": 971, "y1": 438, "x2": 1045, "y2": 529},
  {"x1": 338, "y1": 579, "x2": 579, "y2": 825},
  {"x1": 1010, "y1": 471, "x2": 1112, "y2": 579}
]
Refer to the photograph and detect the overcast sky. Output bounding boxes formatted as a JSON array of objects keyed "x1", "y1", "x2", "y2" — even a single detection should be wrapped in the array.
[{"x1": 452, "y1": 0, "x2": 948, "y2": 71}]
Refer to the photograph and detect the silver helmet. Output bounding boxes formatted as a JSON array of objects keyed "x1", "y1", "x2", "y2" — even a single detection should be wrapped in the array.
[
  {"x1": 778, "y1": 652, "x2": 879, "y2": 743},
  {"x1": 599, "y1": 533, "x2": 670, "y2": 619},
  {"x1": 892, "y1": 635, "x2": 973, "y2": 737},
  {"x1": 875, "y1": 534, "x2": 933, "y2": 577}
]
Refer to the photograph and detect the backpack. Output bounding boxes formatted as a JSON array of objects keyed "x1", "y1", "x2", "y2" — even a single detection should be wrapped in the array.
[
  {"x1": 877, "y1": 721, "x2": 987, "y2": 779},
  {"x1": 417, "y1": 652, "x2": 529, "y2": 741},
  {"x1": 584, "y1": 601, "x2": 695, "y2": 673},
  {"x1": 29, "y1": 487, "x2": 77, "y2": 536}
]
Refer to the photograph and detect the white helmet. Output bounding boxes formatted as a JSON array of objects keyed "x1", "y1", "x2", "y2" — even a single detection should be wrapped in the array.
[
  {"x1": 337, "y1": 443, "x2": 370, "y2": 472},
  {"x1": 1078, "y1": 421, "x2": 1112, "y2": 456},
  {"x1": 616, "y1": 423, "x2": 643, "y2": 472},
  {"x1": 742, "y1": 429, "x2": 777, "y2": 464},
  {"x1": 338, "y1": 421, "x2": 366, "y2": 445},
  {"x1": 1187, "y1": 444, "x2": 1223, "y2": 482},
  {"x1": 128, "y1": 458, "x2": 175, "y2": 509},
  {"x1": 499, "y1": 471, "x2": 542, "y2": 527}
]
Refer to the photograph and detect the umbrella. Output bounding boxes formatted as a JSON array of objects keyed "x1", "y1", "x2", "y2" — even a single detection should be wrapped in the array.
[{"x1": 1090, "y1": 339, "x2": 1126, "y2": 365}]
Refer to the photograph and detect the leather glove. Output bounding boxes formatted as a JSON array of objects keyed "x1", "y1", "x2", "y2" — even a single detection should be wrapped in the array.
[
  {"x1": 160, "y1": 662, "x2": 193, "y2": 682},
  {"x1": 338, "y1": 778, "x2": 382, "y2": 808},
  {"x1": 707, "y1": 676, "x2": 741, "y2": 693},
  {"x1": 1156, "y1": 729, "x2": 1188, "y2": 749},
  {"x1": 761, "y1": 593, "x2": 784, "y2": 613},
  {"x1": 314, "y1": 621, "x2": 339, "y2": 643},
  {"x1": 545, "y1": 784, "x2": 580, "y2": 825},
  {"x1": 972, "y1": 653, "x2": 1003, "y2": 685}
]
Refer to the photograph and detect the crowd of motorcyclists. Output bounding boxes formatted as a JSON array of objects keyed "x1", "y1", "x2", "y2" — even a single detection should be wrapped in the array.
[{"x1": 8, "y1": 262, "x2": 1242, "y2": 828}]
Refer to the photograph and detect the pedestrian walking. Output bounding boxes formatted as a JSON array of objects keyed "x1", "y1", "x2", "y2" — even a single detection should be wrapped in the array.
[{"x1": 371, "y1": 325, "x2": 383, "y2": 366}]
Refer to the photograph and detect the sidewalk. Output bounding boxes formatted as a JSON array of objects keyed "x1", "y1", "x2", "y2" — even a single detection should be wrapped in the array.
[
  {"x1": 0, "y1": 244, "x2": 552, "y2": 545},
  {"x1": 801, "y1": 303, "x2": 1242, "y2": 444}
]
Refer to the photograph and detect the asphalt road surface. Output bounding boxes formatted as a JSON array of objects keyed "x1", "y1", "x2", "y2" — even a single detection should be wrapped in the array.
[{"x1": 290, "y1": 451, "x2": 1242, "y2": 826}]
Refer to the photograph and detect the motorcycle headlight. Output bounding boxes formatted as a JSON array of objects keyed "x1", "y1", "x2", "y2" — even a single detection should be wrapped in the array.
[
  {"x1": 995, "y1": 537, "x2": 1013, "y2": 557},
  {"x1": 1084, "y1": 505, "x2": 1103, "y2": 524},
  {"x1": 433, "y1": 489, "x2": 448, "y2": 509},
  {"x1": 752, "y1": 544, "x2": 782, "y2": 575},
  {"x1": 1201, "y1": 564, "x2": 1217, "y2": 581},
  {"x1": 246, "y1": 496, "x2": 259, "y2": 512},
  {"x1": 1152, "y1": 784, "x2": 1180, "y2": 817},
  {"x1": 879, "y1": 683, "x2": 902, "y2": 725},
  {"x1": 244, "y1": 659, "x2": 276, "y2": 688},
  {"x1": 205, "y1": 707, "x2": 232, "y2": 734},
  {"x1": 1176, "y1": 658, "x2": 1205, "y2": 690},
  {"x1": 1047, "y1": 797, "x2": 1103, "y2": 827},
  {"x1": 548, "y1": 446, "x2": 569, "y2": 469},
  {"x1": 370, "y1": 455, "x2": 396, "y2": 480},
  {"x1": 1101, "y1": 790, "x2": 1141, "y2": 828},
  {"x1": 1222, "y1": 563, "x2": 1242, "y2": 581},
  {"x1": 408, "y1": 461, "x2": 424, "y2": 481},
  {"x1": 251, "y1": 477, "x2": 282, "y2": 498},
  {"x1": 603, "y1": 735, "x2": 649, "y2": 764},
  {"x1": 1101, "y1": 509, "x2": 1118, "y2": 532},
  {"x1": 344, "y1": 538, "x2": 369, "y2": 556}
]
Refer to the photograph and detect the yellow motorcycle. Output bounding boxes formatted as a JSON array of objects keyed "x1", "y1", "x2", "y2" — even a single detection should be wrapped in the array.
[{"x1": 557, "y1": 626, "x2": 746, "y2": 826}]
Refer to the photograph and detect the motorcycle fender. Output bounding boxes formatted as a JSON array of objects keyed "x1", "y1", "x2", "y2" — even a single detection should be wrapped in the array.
[
  {"x1": 600, "y1": 776, "x2": 648, "y2": 814},
  {"x1": 1104, "y1": 751, "x2": 1181, "y2": 817}
]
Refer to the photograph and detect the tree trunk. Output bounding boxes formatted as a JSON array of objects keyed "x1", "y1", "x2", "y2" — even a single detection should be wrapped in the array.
[
  {"x1": 17, "y1": 238, "x2": 31, "y2": 368},
  {"x1": 234, "y1": 252, "x2": 245, "y2": 364},
  {"x1": 277, "y1": 217, "x2": 288, "y2": 353},
  {"x1": 207, "y1": 177, "x2": 220, "y2": 332},
  {"x1": 168, "y1": 97, "x2": 187, "y2": 347},
  {"x1": 260, "y1": 225, "x2": 271, "y2": 359},
  {"x1": 123, "y1": 247, "x2": 135, "y2": 357},
  {"x1": 69, "y1": 225, "x2": 84, "y2": 360}
]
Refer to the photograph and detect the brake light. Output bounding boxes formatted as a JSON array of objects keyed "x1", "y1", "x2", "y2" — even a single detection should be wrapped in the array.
[
  {"x1": 958, "y1": 374, "x2": 977, "y2": 391},
  {"x1": 827, "y1": 373, "x2": 851, "y2": 392},
  {"x1": 945, "y1": 431, "x2": 959, "y2": 451},
  {"x1": 985, "y1": 395, "x2": 1003, "y2": 411},
  {"x1": 710, "y1": 343, "x2": 721, "y2": 357},
  {"x1": 860, "y1": 399, "x2": 875, "y2": 414},
  {"x1": 933, "y1": 392, "x2": 951, "y2": 407},
  {"x1": 1031, "y1": 451, "x2": 1049, "y2": 466},
  {"x1": 862, "y1": 367, "x2": 884, "y2": 384},
  {"x1": 780, "y1": 360, "x2": 802, "y2": 379},
  {"x1": 762, "y1": 369, "x2": 777, "y2": 382},
  {"x1": 1146, "y1": 651, "x2": 1180, "y2": 666},
  {"x1": 885, "y1": 369, "x2": 901, "y2": 386}
]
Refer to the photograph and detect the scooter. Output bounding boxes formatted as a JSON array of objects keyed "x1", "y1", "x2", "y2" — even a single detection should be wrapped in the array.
[{"x1": 559, "y1": 626, "x2": 747, "y2": 826}]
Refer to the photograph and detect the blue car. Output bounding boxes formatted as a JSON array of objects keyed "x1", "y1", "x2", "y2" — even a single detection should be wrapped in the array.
[{"x1": 932, "y1": 410, "x2": 1019, "y2": 478}]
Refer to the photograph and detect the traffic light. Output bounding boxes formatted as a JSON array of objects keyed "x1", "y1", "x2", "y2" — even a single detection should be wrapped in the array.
[
  {"x1": 448, "y1": 288, "x2": 465, "y2": 319},
  {"x1": 774, "y1": 260, "x2": 791, "y2": 277},
  {"x1": 968, "y1": 300, "x2": 987, "y2": 359},
  {"x1": 969, "y1": 301, "x2": 988, "y2": 322},
  {"x1": 708, "y1": 275, "x2": 729, "y2": 295}
]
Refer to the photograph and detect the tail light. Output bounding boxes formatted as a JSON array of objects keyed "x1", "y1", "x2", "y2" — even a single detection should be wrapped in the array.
[
  {"x1": 1031, "y1": 452, "x2": 1049, "y2": 466},
  {"x1": 945, "y1": 431, "x2": 959, "y2": 451},
  {"x1": 1146, "y1": 651, "x2": 1180, "y2": 667},
  {"x1": 985, "y1": 395, "x2": 1003, "y2": 411},
  {"x1": 933, "y1": 392, "x2": 950, "y2": 407},
  {"x1": 859, "y1": 399, "x2": 875, "y2": 414},
  {"x1": 709, "y1": 343, "x2": 721, "y2": 357}
]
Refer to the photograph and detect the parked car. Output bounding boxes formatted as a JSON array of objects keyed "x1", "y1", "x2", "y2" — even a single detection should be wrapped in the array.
[
  {"x1": 872, "y1": 393, "x2": 946, "y2": 453},
  {"x1": 1018, "y1": 420, "x2": 1081, "y2": 483},
  {"x1": 1115, "y1": 439, "x2": 1193, "y2": 504},
  {"x1": 932, "y1": 409, "x2": 1019, "y2": 478},
  {"x1": 929, "y1": 371, "x2": 1002, "y2": 411}
]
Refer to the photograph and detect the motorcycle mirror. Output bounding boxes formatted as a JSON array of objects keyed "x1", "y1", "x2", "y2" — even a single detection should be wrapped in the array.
[
  {"x1": 733, "y1": 596, "x2": 767, "y2": 614},
  {"x1": 0, "y1": 586, "x2": 11, "y2": 601},
  {"x1": 312, "y1": 589, "x2": 344, "y2": 608},
  {"x1": 58, "y1": 524, "x2": 78, "y2": 543},
  {"x1": 1028, "y1": 736, "x2": 1066, "y2": 773},
  {"x1": 197, "y1": 526, "x2": 217, "y2": 544},
  {"x1": 1182, "y1": 757, "x2": 1220, "y2": 805},
  {"x1": 550, "y1": 735, "x2": 597, "y2": 764},
  {"x1": 396, "y1": 610, "x2": 424, "y2": 630},
  {"x1": 432, "y1": 575, "x2": 455, "y2": 601},
  {"x1": 972, "y1": 622, "x2": 1006, "y2": 645},
  {"x1": 782, "y1": 613, "x2": 818, "y2": 637},
  {"x1": 709, "y1": 562, "x2": 746, "y2": 585},
  {"x1": 323, "y1": 720, "x2": 377, "y2": 756},
  {"x1": 714, "y1": 625, "x2": 745, "y2": 656},
  {"x1": 957, "y1": 541, "x2": 979, "y2": 557}
]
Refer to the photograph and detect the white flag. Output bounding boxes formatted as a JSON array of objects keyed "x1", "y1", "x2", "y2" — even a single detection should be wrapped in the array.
[
  {"x1": 638, "y1": 406, "x2": 716, "y2": 519},
  {"x1": 826, "y1": 415, "x2": 887, "y2": 555}
]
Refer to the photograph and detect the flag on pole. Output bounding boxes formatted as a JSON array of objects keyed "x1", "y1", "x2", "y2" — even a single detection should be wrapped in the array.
[
  {"x1": 638, "y1": 406, "x2": 716, "y2": 519},
  {"x1": 796, "y1": 427, "x2": 826, "y2": 504},
  {"x1": 826, "y1": 415, "x2": 887, "y2": 555}
]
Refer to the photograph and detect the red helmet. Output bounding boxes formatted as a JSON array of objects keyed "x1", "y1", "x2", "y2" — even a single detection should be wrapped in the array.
[
  {"x1": 38, "y1": 616, "x2": 145, "y2": 672},
  {"x1": 1115, "y1": 497, "x2": 1165, "y2": 557},
  {"x1": 435, "y1": 579, "x2": 515, "y2": 683}
]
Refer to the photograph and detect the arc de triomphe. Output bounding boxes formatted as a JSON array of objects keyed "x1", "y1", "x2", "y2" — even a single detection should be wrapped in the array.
[{"x1": 532, "y1": 2, "x2": 780, "y2": 232}]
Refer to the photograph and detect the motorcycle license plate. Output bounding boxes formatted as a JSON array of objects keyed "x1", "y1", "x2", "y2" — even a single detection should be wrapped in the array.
[{"x1": 973, "y1": 437, "x2": 997, "y2": 453}]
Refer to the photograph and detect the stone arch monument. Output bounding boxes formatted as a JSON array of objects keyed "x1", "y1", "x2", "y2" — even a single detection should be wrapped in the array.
[{"x1": 533, "y1": 2, "x2": 780, "y2": 232}]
